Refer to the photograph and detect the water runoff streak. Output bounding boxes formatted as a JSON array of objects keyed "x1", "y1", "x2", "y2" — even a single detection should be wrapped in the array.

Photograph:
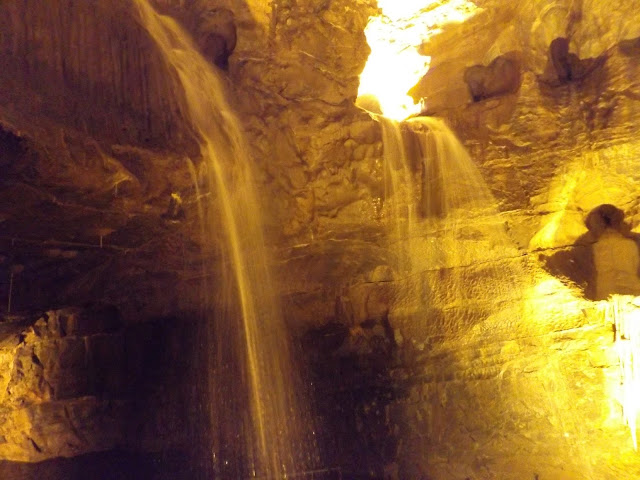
[
  {"x1": 378, "y1": 115, "x2": 521, "y2": 316},
  {"x1": 133, "y1": 1, "x2": 316, "y2": 477},
  {"x1": 355, "y1": 0, "x2": 521, "y2": 313}
]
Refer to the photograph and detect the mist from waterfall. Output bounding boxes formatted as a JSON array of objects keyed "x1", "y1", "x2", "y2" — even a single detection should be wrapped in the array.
[{"x1": 132, "y1": 1, "x2": 317, "y2": 477}]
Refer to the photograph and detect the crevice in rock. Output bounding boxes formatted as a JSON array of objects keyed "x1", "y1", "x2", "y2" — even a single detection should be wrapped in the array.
[
  {"x1": 0, "y1": 126, "x2": 27, "y2": 163},
  {"x1": 541, "y1": 37, "x2": 606, "y2": 86},
  {"x1": 28, "y1": 438, "x2": 42, "y2": 453}
]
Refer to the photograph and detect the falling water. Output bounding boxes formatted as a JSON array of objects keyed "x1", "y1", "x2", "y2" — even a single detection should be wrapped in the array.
[
  {"x1": 607, "y1": 295, "x2": 640, "y2": 449},
  {"x1": 380, "y1": 117, "x2": 505, "y2": 259},
  {"x1": 378, "y1": 115, "x2": 522, "y2": 318},
  {"x1": 132, "y1": 1, "x2": 316, "y2": 477}
]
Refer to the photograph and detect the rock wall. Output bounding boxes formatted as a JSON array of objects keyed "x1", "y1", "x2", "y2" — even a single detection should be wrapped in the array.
[
  {"x1": 231, "y1": 0, "x2": 640, "y2": 478},
  {"x1": 0, "y1": 308, "x2": 198, "y2": 463},
  {"x1": 0, "y1": 0, "x2": 216, "y2": 321},
  {"x1": 0, "y1": 0, "x2": 196, "y2": 148},
  {"x1": 2, "y1": 0, "x2": 640, "y2": 478}
]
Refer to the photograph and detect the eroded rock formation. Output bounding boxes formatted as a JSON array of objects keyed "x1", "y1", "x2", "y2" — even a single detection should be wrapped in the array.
[
  {"x1": 2, "y1": 0, "x2": 640, "y2": 478},
  {"x1": 0, "y1": 308, "x2": 197, "y2": 464}
]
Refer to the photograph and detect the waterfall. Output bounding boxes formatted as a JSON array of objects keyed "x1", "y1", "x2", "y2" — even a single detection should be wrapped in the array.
[
  {"x1": 380, "y1": 116, "x2": 504, "y2": 264},
  {"x1": 132, "y1": 1, "x2": 316, "y2": 477},
  {"x1": 378, "y1": 115, "x2": 522, "y2": 329}
]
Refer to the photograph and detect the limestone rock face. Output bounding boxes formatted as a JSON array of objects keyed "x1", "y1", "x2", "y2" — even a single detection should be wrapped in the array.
[
  {"x1": 464, "y1": 53, "x2": 522, "y2": 101},
  {"x1": 0, "y1": 0, "x2": 194, "y2": 148},
  {"x1": 253, "y1": 1, "x2": 640, "y2": 478},
  {"x1": 414, "y1": 0, "x2": 640, "y2": 111},
  {"x1": 2, "y1": 0, "x2": 640, "y2": 478},
  {"x1": 0, "y1": 0, "x2": 209, "y2": 320},
  {"x1": 0, "y1": 308, "x2": 196, "y2": 463}
]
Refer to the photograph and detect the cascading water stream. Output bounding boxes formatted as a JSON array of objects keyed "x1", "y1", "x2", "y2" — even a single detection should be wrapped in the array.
[
  {"x1": 374, "y1": 113, "x2": 526, "y2": 347},
  {"x1": 378, "y1": 116, "x2": 515, "y2": 279},
  {"x1": 132, "y1": 1, "x2": 317, "y2": 477}
]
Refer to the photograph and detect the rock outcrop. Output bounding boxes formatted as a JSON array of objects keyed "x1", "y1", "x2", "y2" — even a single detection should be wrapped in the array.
[{"x1": 0, "y1": 308, "x2": 197, "y2": 463}]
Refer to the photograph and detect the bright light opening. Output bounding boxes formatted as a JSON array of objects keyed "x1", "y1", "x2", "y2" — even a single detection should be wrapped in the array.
[{"x1": 357, "y1": 0, "x2": 480, "y2": 121}]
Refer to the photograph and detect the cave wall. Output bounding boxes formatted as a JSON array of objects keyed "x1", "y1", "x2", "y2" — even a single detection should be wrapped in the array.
[
  {"x1": 226, "y1": 1, "x2": 640, "y2": 478},
  {"x1": 0, "y1": 308, "x2": 198, "y2": 464},
  {"x1": 0, "y1": 0, "x2": 206, "y2": 321},
  {"x1": 2, "y1": 0, "x2": 640, "y2": 478},
  {"x1": 0, "y1": 0, "x2": 228, "y2": 471},
  {"x1": 0, "y1": 0, "x2": 196, "y2": 148}
]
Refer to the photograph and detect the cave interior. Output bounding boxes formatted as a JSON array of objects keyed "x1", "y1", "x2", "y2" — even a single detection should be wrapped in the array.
[{"x1": 2, "y1": 0, "x2": 640, "y2": 479}]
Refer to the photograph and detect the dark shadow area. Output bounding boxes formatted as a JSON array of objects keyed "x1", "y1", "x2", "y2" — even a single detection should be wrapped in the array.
[
  {"x1": 0, "y1": 308, "x2": 207, "y2": 478},
  {"x1": 619, "y1": 36, "x2": 640, "y2": 56},
  {"x1": 0, "y1": 449, "x2": 199, "y2": 480},
  {"x1": 0, "y1": 126, "x2": 28, "y2": 163},
  {"x1": 302, "y1": 315, "x2": 403, "y2": 478}
]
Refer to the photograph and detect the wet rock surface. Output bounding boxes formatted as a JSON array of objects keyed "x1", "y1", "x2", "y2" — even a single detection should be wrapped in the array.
[
  {"x1": 0, "y1": 308, "x2": 199, "y2": 464},
  {"x1": 2, "y1": 0, "x2": 640, "y2": 478}
]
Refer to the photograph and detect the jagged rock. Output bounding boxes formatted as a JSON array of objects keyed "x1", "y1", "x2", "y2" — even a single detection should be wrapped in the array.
[{"x1": 0, "y1": 309, "x2": 198, "y2": 462}]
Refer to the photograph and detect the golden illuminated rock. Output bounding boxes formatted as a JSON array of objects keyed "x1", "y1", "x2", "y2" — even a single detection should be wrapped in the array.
[{"x1": 2, "y1": 0, "x2": 640, "y2": 478}]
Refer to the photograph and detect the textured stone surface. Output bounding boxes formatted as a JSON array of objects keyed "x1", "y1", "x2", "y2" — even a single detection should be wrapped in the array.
[
  {"x1": 260, "y1": 1, "x2": 640, "y2": 478},
  {"x1": 0, "y1": 309, "x2": 197, "y2": 463},
  {"x1": 0, "y1": 0, "x2": 196, "y2": 148},
  {"x1": 2, "y1": 0, "x2": 640, "y2": 478}
]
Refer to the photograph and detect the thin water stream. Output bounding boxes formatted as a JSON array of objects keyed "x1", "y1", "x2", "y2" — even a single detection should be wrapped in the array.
[
  {"x1": 377, "y1": 115, "x2": 522, "y2": 322},
  {"x1": 379, "y1": 116, "x2": 508, "y2": 268},
  {"x1": 132, "y1": 1, "x2": 316, "y2": 477}
]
